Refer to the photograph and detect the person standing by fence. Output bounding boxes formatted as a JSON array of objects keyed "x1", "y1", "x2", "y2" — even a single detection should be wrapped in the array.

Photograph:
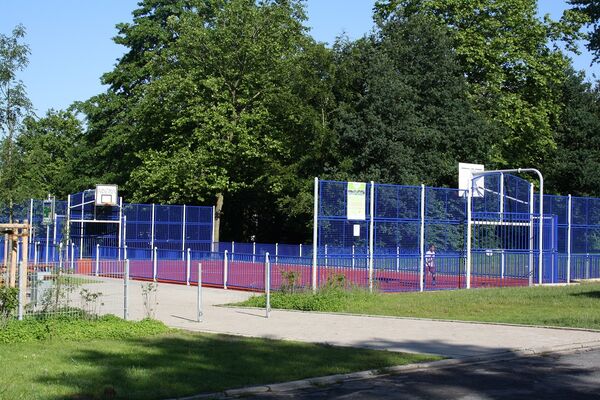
[{"x1": 425, "y1": 244, "x2": 436, "y2": 287}]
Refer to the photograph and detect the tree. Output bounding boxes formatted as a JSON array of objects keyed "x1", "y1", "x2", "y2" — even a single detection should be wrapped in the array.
[
  {"x1": 83, "y1": 0, "x2": 331, "y2": 242},
  {"x1": 546, "y1": 68, "x2": 600, "y2": 196},
  {"x1": 330, "y1": 14, "x2": 496, "y2": 187},
  {"x1": 0, "y1": 24, "x2": 32, "y2": 218},
  {"x1": 569, "y1": 0, "x2": 600, "y2": 63},
  {"x1": 374, "y1": 0, "x2": 587, "y2": 168},
  {"x1": 17, "y1": 109, "x2": 85, "y2": 199}
]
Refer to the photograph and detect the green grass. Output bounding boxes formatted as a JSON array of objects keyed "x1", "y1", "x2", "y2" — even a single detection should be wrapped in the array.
[
  {"x1": 239, "y1": 283, "x2": 600, "y2": 330},
  {"x1": 0, "y1": 317, "x2": 438, "y2": 400}
]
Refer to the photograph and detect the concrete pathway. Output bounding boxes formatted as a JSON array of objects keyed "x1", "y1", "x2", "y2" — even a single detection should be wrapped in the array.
[{"x1": 91, "y1": 278, "x2": 600, "y2": 358}]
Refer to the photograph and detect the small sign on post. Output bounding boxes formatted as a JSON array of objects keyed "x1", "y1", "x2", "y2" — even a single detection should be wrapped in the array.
[{"x1": 42, "y1": 197, "x2": 55, "y2": 226}]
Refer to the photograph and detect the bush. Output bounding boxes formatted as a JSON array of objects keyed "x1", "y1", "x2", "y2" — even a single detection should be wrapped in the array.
[
  {"x1": 0, "y1": 314, "x2": 171, "y2": 344},
  {"x1": 0, "y1": 286, "x2": 18, "y2": 326}
]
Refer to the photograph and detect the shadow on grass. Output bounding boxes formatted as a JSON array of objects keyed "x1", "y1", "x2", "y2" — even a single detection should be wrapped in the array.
[
  {"x1": 571, "y1": 290, "x2": 600, "y2": 299},
  {"x1": 34, "y1": 332, "x2": 434, "y2": 400}
]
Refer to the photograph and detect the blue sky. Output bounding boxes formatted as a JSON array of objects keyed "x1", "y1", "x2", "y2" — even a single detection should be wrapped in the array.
[{"x1": 1, "y1": 0, "x2": 598, "y2": 115}]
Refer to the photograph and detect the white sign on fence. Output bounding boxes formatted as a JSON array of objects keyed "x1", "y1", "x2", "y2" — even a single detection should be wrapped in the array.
[{"x1": 347, "y1": 182, "x2": 366, "y2": 220}]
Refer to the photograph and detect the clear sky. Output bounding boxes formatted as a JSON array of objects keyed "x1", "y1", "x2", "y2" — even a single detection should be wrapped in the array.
[{"x1": 1, "y1": 0, "x2": 597, "y2": 116}]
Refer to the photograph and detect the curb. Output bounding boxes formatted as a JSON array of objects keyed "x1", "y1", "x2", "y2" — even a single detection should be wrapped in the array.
[{"x1": 167, "y1": 339, "x2": 600, "y2": 400}]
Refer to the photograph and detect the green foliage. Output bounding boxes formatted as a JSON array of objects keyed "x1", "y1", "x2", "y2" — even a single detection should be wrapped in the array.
[
  {"x1": 374, "y1": 0, "x2": 586, "y2": 169},
  {"x1": 570, "y1": 0, "x2": 600, "y2": 62},
  {"x1": 279, "y1": 269, "x2": 302, "y2": 294},
  {"x1": 141, "y1": 282, "x2": 158, "y2": 319},
  {"x1": 0, "y1": 314, "x2": 170, "y2": 344},
  {"x1": 0, "y1": 286, "x2": 18, "y2": 324},
  {"x1": 79, "y1": 288, "x2": 104, "y2": 318}
]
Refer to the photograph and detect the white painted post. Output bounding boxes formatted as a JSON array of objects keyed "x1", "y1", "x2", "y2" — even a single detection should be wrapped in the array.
[
  {"x1": 45, "y1": 224, "x2": 50, "y2": 264},
  {"x1": 231, "y1": 241, "x2": 235, "y2": 262},
  {"x1": 253, "y1": 241, "x2": 256, "y2": 263},
  {"x1": 396, "y1": 246, "x2": 400, "y2": 272},
  {"x1": 299, "y1": 243, "x2": 302, "y2": 257},
  {"x1": 567, "y1": 194, "x2": 572, "y2": 284},
  {"x1": 34, "y1": 241, "x2": 38, "y2": 266},
  {"x1": 79, "y1": 196, "x2": 84, "y2": 259},
  {"x1": 369, "y1": 181, "x2": 375, "y2": 293},
  {"x1": 124, "y1": 259, "x2": 129, "y2": 320},
  {"x1": 275, "y1": 242, "x2": 279, "y2": 264},
  {"x1": 197, "y1": 262, "x2": 203, "y2": 322},
  {"x1": 324, "y1": 244, "x2": 328, "y2": 268},
  {"x1": 29, "y1": 198, "x2": 34, "y2": 261},
  {"x1": 59, "y1": 242, "x2": 63, "y2": 270},
  {"x1": 352, "y1": 245, "x2": 355, "y2": 270},
  {"x1": 500, "y1": 173, "x2": 505, "y2": 279},
  {"x1": 150, "y1": 203, "x2": 155, "y2": 251},
  {"x1": 182, "y1": 205, "x2": 187, "y2": 260},
  {"x1": 211, "y1": 206, "x2": 216, "y2": 252},
  {"x1": 312, "y1": 177, "x2": 318, "y2": 293},
  {"x1": 18, "y1": 260, "x2": 25, "y2": 320},
  {"x1": 265, "y1": 252, "x2": 271, "y2": 319},
  {"x1": 529, "y1": 183, "x2": 534, "y2": 286},
  {"x1": 124, "y1": 244, "x2": 128, "y2": 260},
  {"x1": 186, "y1": 248, "x2": 191, "y2": 286},
  {"x1": 466, "y1": 184, "x2": 473, "y2": 289},
  {"x1": 223, "y1": 250, "x2": 228, "y2": 289},
  {"x1": 539, "y1": 184, "x2": 544, "y2": 285},
  {"x1": 52, "y1": 212, "x2": 57, "y2": 262},
  {"x1": 95, "y1": 243, "x2": 100, "y2": 276},
  {"x1": 153, "y1": 247, "x2": 158, "y2": 282},
  {"x1": 419, "y1": 184, "x2": 425, "y2": 292},
  {"x1": 70, "y1": 242, "x2": 75, "y2": 271},
  {"x1": 118, "y1": 197, "x2": 123, "y2": 261}
]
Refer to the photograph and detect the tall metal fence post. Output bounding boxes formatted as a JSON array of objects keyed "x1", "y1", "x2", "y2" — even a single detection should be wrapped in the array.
[
  {"x1": 529, "y1": 183, "x2": 534, "y2": 286},
  {"x1": 197, "y1": 262, "x2": 203, "y2": 322},
  {"x1": 95, "y1": 243, "x2": 100, "y2": 276},
  {"x1": 124, "y1": 259, "x2": 129, "y2": 320},
  {"x1": 253, "y1": 241, "x2": 256, "y2": 263},
  {"x1": 150, "y1": 203, "x2": 155, "y2": 251},
  {"x1": 265, "y1": 252, "x2": 271, "y2": 319},
  {"x1": 124, "y1": 244, "x2": 128, "y2": 260},
  {"x1": 324, "y1": 244, "x2": 328, "y2": 268},
  {"x1": 419, "y1": 184, "x2": 425, "y2": 292},
  {"x1": 368, "y1": 181, "x2": 375, "y2": 293},
  {"x1": 34, "y1": 242, "x2": 38, "y2": 266},
  {"x1": 231, "y1": 241, "x2": 235, "y2": 262},
  {"x1": 153, "y1": 247, "x2": 158, "y2": 282},
  {"x1": 312, "y1": 177, "x2": 318, "y2": 293},
  {"x1": 275, "y1": 242, "x2": 279, "y2": 264},
  {"x1": 186, "y1": 248, "x2": 191, "y2": 286},
  {"x1": 224, "y1": 250, "x2": 229, "y2": 290},
  {"x1": 586, "y1": 253, "x2": 590, "y2": 279},
  {"x1": 499, "y1": 173, "x2": 505, "y2": 279},
  {"x1": 299, "y1": 243, "x2": 302, "y2": 257},
  {"x1": 352, "y1": 245, "x2": 355, "y2": 270},
  {"x1": 182, "y1": 205, "x2": 186, "y2": 260},
  {"x1": 466, "y1": 184, "x2": 473, "y2": 289},
  {"x1": 396, "y1": 246, "x2": 400, "y2": 272},
  {"x1": 567, "y1": 194, "x2": 572, "y2": 284}
]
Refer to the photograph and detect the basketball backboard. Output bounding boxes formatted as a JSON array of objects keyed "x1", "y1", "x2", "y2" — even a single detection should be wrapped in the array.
[
  {"x1": 95, "y1": 184, "x2": 118, "y2": 206},
  {"x1": 458, "y1": 162, "x2": 485, "y2": 197}
]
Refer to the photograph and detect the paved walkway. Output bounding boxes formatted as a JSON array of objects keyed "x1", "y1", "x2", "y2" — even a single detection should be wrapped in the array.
[{"x1": 93, "y1": 279, "x2": 600, "y2": 358}]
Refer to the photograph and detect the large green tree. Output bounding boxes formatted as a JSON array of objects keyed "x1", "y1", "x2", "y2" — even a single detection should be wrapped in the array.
[
  {"x1": 374, "y1": 0, "x2": 586, "y2": 169},
  {"x1": 330, "y1": 14, "x2": 496, "y2": 186},
  {"x1": 82, "y1": 0, "x2": 332, "y2": 242},
  {"x1": 0, "y1": 24, "x2": 32, "y2": 217},
  {"x1": 569, "y1": 0, "x2": 600, "y2": 62}
]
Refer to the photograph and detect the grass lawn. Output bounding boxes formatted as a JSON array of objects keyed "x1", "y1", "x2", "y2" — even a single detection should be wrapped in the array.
[
  {"x1": 0, "y1": 317, "x2": 438, "y2": 400},
  {"x1": 238, "y1": 282, "x2": 600, "y2": 330}
]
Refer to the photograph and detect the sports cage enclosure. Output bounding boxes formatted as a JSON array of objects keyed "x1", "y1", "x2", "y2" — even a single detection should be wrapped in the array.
[{"x1": 2, "y1": 171, "x2": 600, "y2": 295}]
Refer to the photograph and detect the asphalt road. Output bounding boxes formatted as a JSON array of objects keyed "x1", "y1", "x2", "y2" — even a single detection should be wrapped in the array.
[{"x1": 246, "y1": 349, "x2": 600, "y2": 400}]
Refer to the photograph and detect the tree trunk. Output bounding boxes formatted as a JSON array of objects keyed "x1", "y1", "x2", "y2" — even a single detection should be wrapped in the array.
[{"x1": 213, "y1": 192, "x2": 224, "y2": 249}]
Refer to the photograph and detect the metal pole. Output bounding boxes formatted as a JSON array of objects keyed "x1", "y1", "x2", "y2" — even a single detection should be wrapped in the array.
[
  {"x1": 352, "y1": 245, "x2": 355, "y2": 269},
  {"x1": 396, "y1": 246, "x2": 400, "y2": 272},
  {"x1": 34, "y1": 241, "x2": 38, "y2": 266},
  {"x1": 118, "y1": 197, "x2": 123, "y2": 261},
  {"x1": 52, "y1": 212, "x2": 57, "y2": 262},
  {"x1": 419, "y1": 184, "x2": 425, "y2": 292},
  {"x1": 29, "y1": 199, "x2": 34, "y2": 261},
  {"x1": 153, "y1": 247, "x2": 158, "y2": 282},
  {"x1": 150, "y1": 203, "x2": 155, "y2": 251},
  {"x1": 312, "y1": 177, "x2": 318, "y2": 293},
  {"x1": 223, "y1": 250, "x2": 228, "y2": 289},
  {"x1": 369, "y1": 181, "x2": 375, "y2": 293},
  {"x1": 124, "y1": 259, "x2": 129, "y2": 320},
  {"x1": 18, "y1": 260, "x2": 25, "y2": 320},
  {"x1": 79, "y1": 196, "x2": 84, "y2": 259},
  {"x1": 123, "y1": 215, "x2": 127, "y2": 257},
  {"x1": 265, "y1": 252, "x2": 271, "y2": 319},
  {"x1": 70, "y1": 242, "x2": 75, "y2": 271},
  {"x1": 45, "y1": 224, "x2": 50, "y2": 264},
  {"x1": 324, "y1": 244, "x2": 328, "y2": 268},
  {"x1": 66, "y1": 194, "x2": 71, "y2": 251},
  {"x1": 299, "y1": 243, "x2": 302, "y2": 257},
  {"x1": 567, "y1": 195, "x2": 572, "y2": 284},
  {"x1": 231, "y1": 241, "x2": 235, "y2": 262},
  {"x1": 95, "y1": 243, "x2": 100, "y2": 276},
  {"x1": 186, "y1": 248, "x2": 191, "y2": 285},
  {"x1": 124, "y1": 244, "x2": 128, "y2": 261},
  {"x1": 182, "y1": 205, "x2": 186, "y2": 260},
  {"x1": 499, "y1": 173, "x2": 505, "y2": 279},
  {"x1": 253, "y1": 241, "x2": 256, "y2": 263},
  {"x1": 529, "y1": 183, "x2": 534, "y2": 286},
  {"x1": 466, "y1": 184, "x2": 473, "y2": 289},
  {"x1": 275, "y1": 242, "x2": 278, "y2": 264},
  {"x1": 197, "y1": 262, "x2": 203, "y2": 322},
  {"x1": 211, "y1": 205, "x2": 216, "y2": 252}
]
